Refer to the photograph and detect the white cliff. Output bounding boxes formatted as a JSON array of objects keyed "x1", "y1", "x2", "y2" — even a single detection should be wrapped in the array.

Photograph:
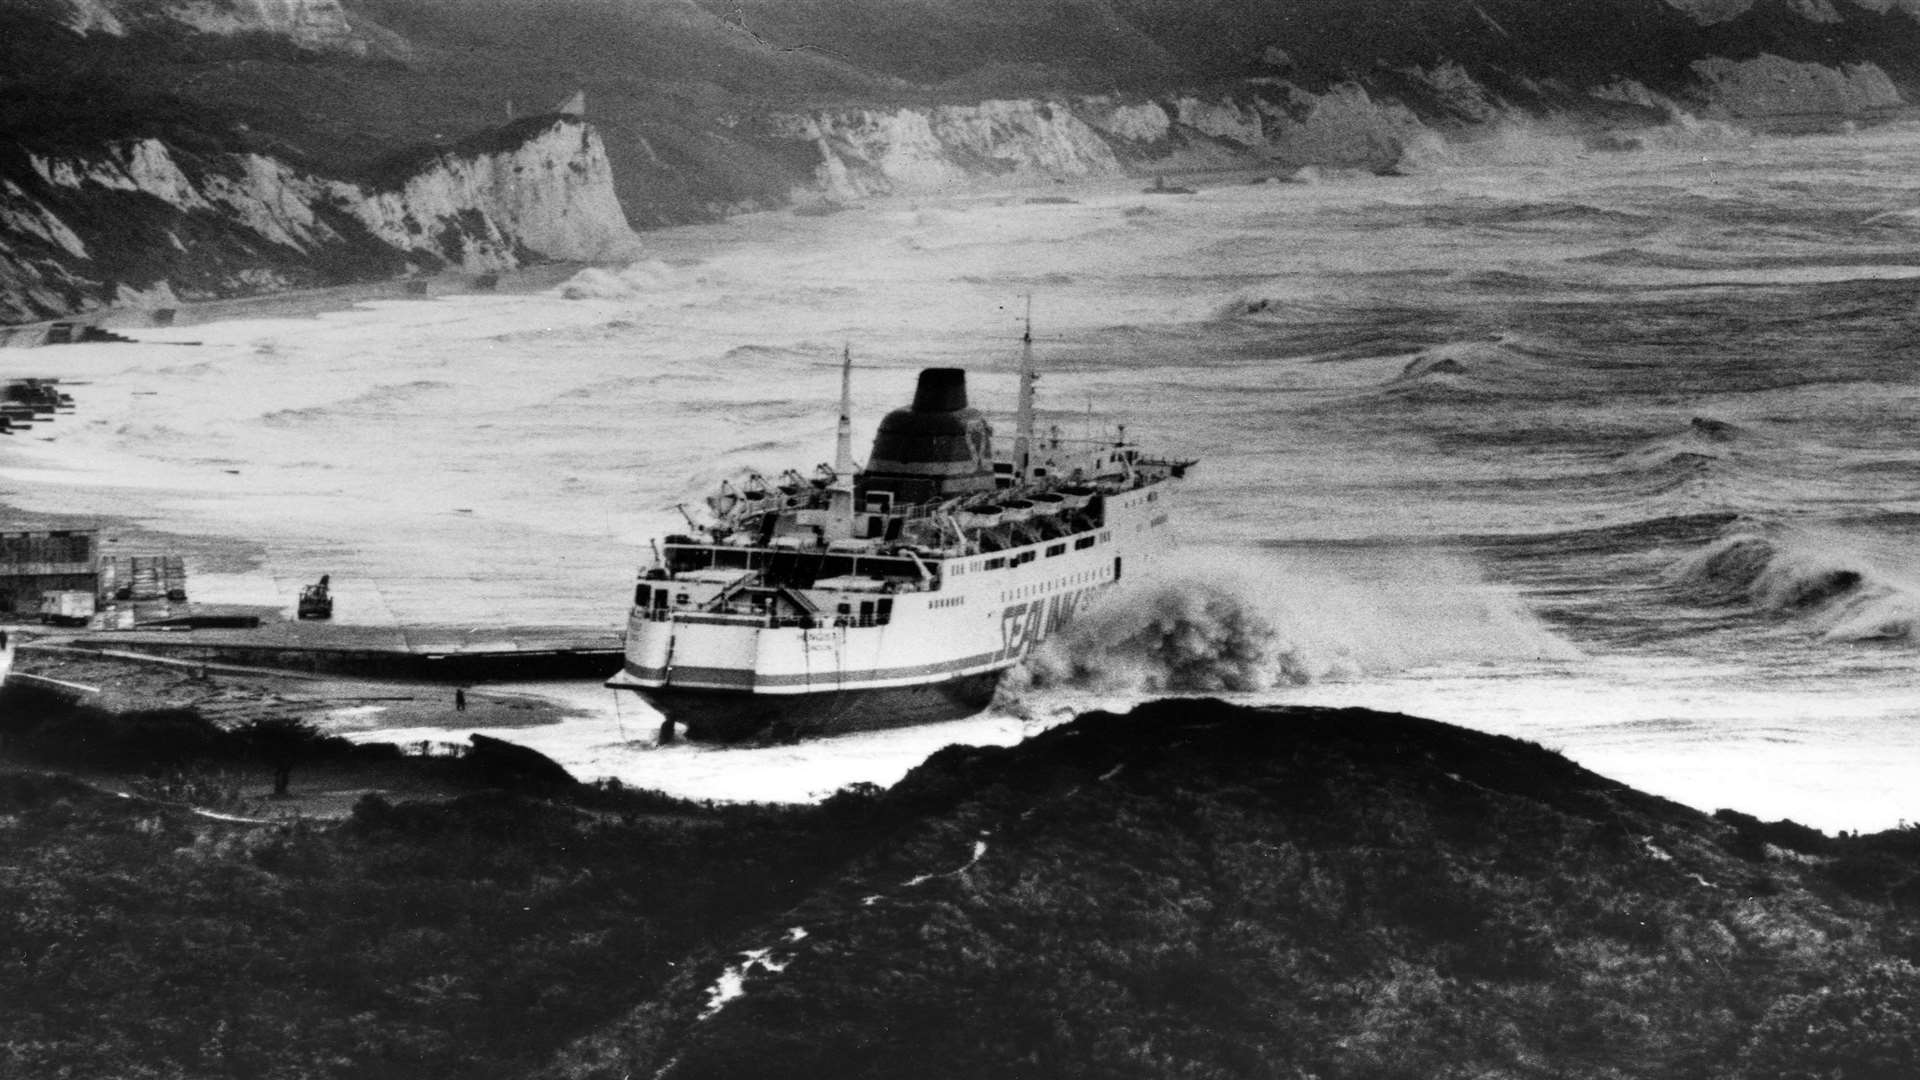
[
  {"x1": 1170, "y1": 97, "x2": 1266, "y2": 145},
  {"x1": 1691, "y1": 54, "x2": 1903, "y2": 116},
  {"x1": 773, "y1": 82, "x2": 1444, "y2": 199},
  {"x1": 355, "y1": 120, "x2": 645, "y2": 266},
  {"x1": 0, "y1": 117, "x2": 641, "y2": 323},
  {"x1": 775, "y1": 101, "x2": 1126, "y2": 200},
  {"x1": 763, "y1": 34, "x2": 1908, "y2": 208}
]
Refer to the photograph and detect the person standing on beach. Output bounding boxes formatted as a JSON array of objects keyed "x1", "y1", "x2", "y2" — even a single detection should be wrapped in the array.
[{"x1": 455, "y1": 688, "x2": 467, "y2": 712}]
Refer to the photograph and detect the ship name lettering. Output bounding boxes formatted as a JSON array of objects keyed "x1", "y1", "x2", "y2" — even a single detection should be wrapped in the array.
[{"x1": 998, "y1": 586, "x2": 1093, "y2": 660}]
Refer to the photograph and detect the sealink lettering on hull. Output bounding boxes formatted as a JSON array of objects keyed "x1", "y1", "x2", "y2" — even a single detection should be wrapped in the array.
[
  {"x1": 606, "y1": 335, "x2": 1193, "y2": 742},
  {"x1": 998, "y1": 585, "x2": 1094, "y2": 661}
]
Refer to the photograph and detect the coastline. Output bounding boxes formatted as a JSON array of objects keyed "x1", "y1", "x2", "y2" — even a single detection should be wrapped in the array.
[
  {"x1": 0, "y1": 644, "x2": 594, "y2": 820},
  {"x1": 0, "y1": 260, "x2": 593, "y2": 339}
]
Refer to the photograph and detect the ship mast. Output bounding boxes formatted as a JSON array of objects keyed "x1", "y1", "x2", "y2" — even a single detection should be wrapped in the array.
[
  {"x1": 828, "y1": 345, "x2": 857, "y2": 535},
  {"x1": 835, "y1": 343, "x2": 855, "y2": 479},
  {"x1": 1014, "y1": 298, "x2": 1037, "y2": 483}
]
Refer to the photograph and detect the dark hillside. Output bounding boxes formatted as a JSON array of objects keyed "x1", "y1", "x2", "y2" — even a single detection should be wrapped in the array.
[
  {"x1": 4, "y1": 690, "x2": 1919, "y2": 1079},
  {"x1": 704, "y1": 0, "x2": 1920, "y2": 99},
  {"x1": 549, "y1": 699, "x2": 1920, "y2": 1080},
  {"x1": 0, "y1": 758, "x2": 884, "y2": 1080}
]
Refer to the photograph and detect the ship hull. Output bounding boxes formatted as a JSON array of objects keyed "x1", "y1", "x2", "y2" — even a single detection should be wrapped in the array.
[{"x1": 642, "y1": 671, "x2": 1001, "y2": 742}]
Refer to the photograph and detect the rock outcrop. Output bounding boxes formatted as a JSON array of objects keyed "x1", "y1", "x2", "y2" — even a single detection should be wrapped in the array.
[
  {"x1": 1690, "y1": 54, "x2": 1904, "y2": 116},
  {"x1": 52, "y1": 0, "x2": 393, "y2": 55},
  {"x1": 0, "y1": 116, "x2": 641, "y2": 323},
  {"x1": 765, "y1": 77, "x2": 1513, "y2": 199},
  {"x1": 769, "y1": 101, "x2": 1127, "y2": 201}
]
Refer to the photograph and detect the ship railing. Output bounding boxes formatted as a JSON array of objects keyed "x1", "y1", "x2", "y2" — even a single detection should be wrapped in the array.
[
  {"x1": 636, "y1": 605, "x2": 892, "y2": 630},
  {"x1": 637, "y1": 606, "x2": 811, "y2": 628},
  {"x1": 663, "y1": 541, "x2": 937, "y2": 586}
]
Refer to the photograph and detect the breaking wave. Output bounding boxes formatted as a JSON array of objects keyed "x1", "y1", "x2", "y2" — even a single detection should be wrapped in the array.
[
  {"x1": 1008, "y1": 547, "x2": 1577, "y2": 697},
  {"x1": 1667, "y1": 530, "x2": 1920, "y2": 642},
  {"x1": 556, "y1": 260, "x2": 681, "y2": 299},
  {"x1": 1016, "y1": 576, "x2": 1306, "y2": 694}
]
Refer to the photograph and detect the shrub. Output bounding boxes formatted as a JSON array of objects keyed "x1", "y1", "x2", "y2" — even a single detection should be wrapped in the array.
[
  {"x1": 1740, "y1": 960, "x2": 1920, "y2": 1080},
  {"x1": 1715, "y1": 809, "x2": 1831, "y2": 860}
]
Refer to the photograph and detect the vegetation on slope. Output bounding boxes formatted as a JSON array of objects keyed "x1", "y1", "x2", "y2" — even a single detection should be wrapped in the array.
[
  {"x1": 4, "y1": 689, "x2": 1919, "y2": 1079},
  {"x1": 0, "y1": 688, "x2": 891, "y2": 1080},
  {"x1": 561, "y1": 699, "x2": 1920, "y2": 1080}
]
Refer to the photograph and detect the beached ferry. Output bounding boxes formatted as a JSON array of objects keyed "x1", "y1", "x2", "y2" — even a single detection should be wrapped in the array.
[{"x1": 605, "y1": 333, "x2": 1192, "y2": 741}]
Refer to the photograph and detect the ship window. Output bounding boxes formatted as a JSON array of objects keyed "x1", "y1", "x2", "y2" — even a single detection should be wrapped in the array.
[
  {"x1": 1045, "y1": 544, "x2": 1065, "y2": 558},
  {"x1": 983, "y1": 557, "x2": 1006, "y2": 570},
  {"x1": 860, "y1": 600, "x2": 875, "y2": 626},
  {"x1": 1113, "y1": 557, "x2": 1122, "y2": 581},
  {"x1": 1074, "y1": 536, "x2": 1096, "y2": 550},
  {"x1": 676, "y1": 593, "x2": 690, "y2": 605},
  {"x1": 634, "y1": 584, "x2": 651, "y2": 607},
  {"x1": 878, "y1": 598, "x2": 893, "y2": 623}
]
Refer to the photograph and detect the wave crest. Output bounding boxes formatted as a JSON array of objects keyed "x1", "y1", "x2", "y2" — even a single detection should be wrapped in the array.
[
  {"x1": 1668, "y1": 530, "x2": 1920, "y2": 642},
  {"x1": 1008, "y1": 548, "x2": 1576, "y2": 698},
  {"x1": 557, "y1": 260, "x2": 681, "y2": 300},
  {"x1": 1017, "y1": 578, "x2": 1305, "y2": 694}
]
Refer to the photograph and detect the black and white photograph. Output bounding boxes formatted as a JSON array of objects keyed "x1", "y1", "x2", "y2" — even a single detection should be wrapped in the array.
[{"x1": 3, "y1": 0, "x2": 1920, "y2": 1075}]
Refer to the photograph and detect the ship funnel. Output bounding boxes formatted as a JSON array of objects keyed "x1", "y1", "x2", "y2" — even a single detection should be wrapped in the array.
[
  {"x1": 912, "y1": 368, "x2": 969, "y2": 412},
  {"x1": 860, "y1": 367, "x2": 998, "y2": 503}
]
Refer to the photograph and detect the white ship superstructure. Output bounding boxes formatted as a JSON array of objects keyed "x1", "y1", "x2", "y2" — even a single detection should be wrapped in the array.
[{"x1": 606, "y1": 336, "x2": 1192, "y2": 741}]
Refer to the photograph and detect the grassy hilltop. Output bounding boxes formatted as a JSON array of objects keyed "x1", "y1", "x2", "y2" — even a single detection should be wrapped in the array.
[{"x1": 3, "y1": 687, "x2": 1919, "y2": 1079}]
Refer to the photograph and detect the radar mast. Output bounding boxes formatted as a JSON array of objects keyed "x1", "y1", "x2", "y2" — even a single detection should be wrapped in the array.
[{"x1": 1014, "y1": 297, "x2": 1037, "y2": 482}]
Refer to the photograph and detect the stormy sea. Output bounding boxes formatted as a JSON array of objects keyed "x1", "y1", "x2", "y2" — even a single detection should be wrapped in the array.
[{"x1": 11, "y1": 120, "x2": 1920, "y2": 832}]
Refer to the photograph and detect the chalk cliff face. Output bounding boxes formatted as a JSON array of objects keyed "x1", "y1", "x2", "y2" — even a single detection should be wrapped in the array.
[
  {"x1": 0, "y1": 117, "x2": 641, "y2": 323},
  {"x1": 767, "y1": 76, "x2": 1511, "y2": 200},
  {"x1": 770, "y1": 102, "x2": 1127, "y2": 201},
  {"x1": 356, "y1": 117, "x2": 645, "y2": 267},
  {"x1": 1690, "y1": 54, "x2": 1904, "y2": 116}
]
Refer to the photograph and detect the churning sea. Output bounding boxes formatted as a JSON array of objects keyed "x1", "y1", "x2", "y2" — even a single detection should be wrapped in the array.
[{"x1": 10, "y1": 120, "x2": 1920, "y2": 831}]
